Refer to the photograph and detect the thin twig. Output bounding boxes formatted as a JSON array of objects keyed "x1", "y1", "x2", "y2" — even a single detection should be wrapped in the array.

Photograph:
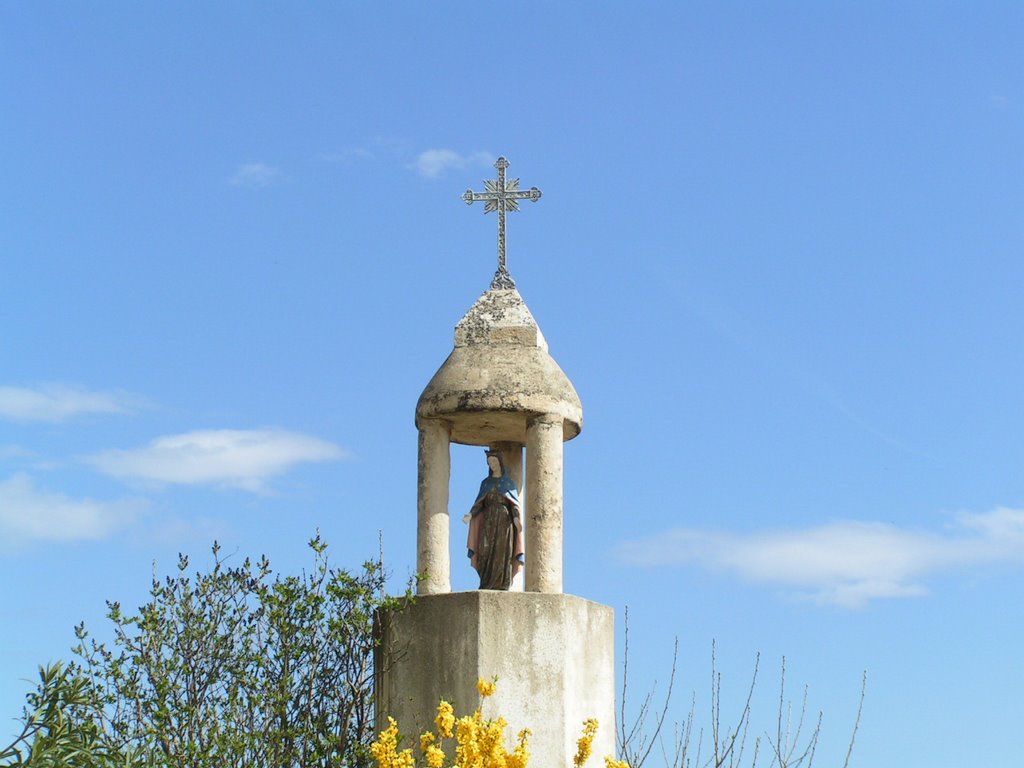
[{"x1": 841, "y1": 672, "x2": 867, "y2": 768}]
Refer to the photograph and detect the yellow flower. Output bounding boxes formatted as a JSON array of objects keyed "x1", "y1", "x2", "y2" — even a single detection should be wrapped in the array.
[
  {"x1": 603, "y1": 758, "x2": 629, "y2": 768},
  {"x1": 506, "y1": 728, "x2": 532, "y2": 768},
  {"x1": 369, "y1": 717, "x2": 398, "y2": 759},
  {"x1": 381, "y1": 695, "x2": 545, "y2": 768},
  {"x1": 425, "y1": 744, "x2": 446, "y2": 768},
  {"x1": 436, "y1": 700, "x2": 456, "y2": 739},
  {"x1": 476, "y1": 677, "x2": 497, "y2": 698},
  {"x1": 454, "y1": 714, "x2": 481, "y2": 768},
  {"x1": 370, "y1": 717, "x2": 416, "y2": 768},
  {"x1": 574, "y1": 719, "x2": 599, "y2": 768}
]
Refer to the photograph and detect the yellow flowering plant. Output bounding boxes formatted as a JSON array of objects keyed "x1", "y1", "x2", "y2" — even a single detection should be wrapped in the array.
[
  {"x1": 436, "y1": 701, "x2": 456, "y2": 740},
  {"x1": 369, "y1": 717, "x2": 415, "y2": 768},
  {"x1": 370, "y1": 679, "x2": 627, "y2": 768},
  {"x1": 573, "y1": 719, "x2": 598, "y2": 768}
]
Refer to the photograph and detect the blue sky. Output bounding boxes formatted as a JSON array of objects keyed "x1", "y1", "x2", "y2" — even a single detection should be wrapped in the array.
[{"x1": 2, "y1": 3, "x2": 1023, "y2": 766}]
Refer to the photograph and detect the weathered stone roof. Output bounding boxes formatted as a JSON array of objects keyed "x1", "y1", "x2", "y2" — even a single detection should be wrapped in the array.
[{"x1": 416, "y1": 287, "x2": 583, "y2": 445}]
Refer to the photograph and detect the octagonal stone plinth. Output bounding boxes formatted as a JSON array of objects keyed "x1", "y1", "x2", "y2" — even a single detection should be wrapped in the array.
[{"x1": 375, "y1": 592, "x2": 615, "y2": 768}]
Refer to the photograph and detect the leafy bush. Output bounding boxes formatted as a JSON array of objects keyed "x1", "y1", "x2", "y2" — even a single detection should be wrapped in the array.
[{"x1": 2, "y1": 535, "x2": 407, "y2": 768}]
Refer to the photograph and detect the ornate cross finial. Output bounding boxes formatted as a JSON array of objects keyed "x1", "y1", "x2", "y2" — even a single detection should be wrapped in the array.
[{"x1": 462, "y1": 157, "x2": 542, "y2": 289}]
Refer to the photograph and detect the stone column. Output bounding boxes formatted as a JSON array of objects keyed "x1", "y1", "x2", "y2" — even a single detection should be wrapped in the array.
[
  {"x1": 525, "y1": 414, "x2": 563, "y2": 593},
  {"x1": 417, "y1": 419, "x2": 451, "y2": 595}
]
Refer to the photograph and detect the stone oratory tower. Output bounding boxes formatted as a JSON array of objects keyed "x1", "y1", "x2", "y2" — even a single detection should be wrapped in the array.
[{"x1": 377, "y1": 158, "x2": 615, "y2": 768}]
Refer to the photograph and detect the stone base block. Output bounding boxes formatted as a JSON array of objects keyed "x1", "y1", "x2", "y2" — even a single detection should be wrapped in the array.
[{"x1": 376, "y1": 591, "x2": 615, "y2": 768}]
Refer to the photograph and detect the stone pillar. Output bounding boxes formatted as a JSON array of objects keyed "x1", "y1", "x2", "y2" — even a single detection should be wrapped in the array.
[
  {"x1": 525, "y1": 414, "x2": 563, "y2": 593},
  {"x1": 417, "y1": 419, "x2": 451, "y2": 595}
]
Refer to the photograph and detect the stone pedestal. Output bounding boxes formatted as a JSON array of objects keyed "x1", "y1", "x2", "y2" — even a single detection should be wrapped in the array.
[{"x1": 376, "y1": 592, "x2": 615, "y2": 768}]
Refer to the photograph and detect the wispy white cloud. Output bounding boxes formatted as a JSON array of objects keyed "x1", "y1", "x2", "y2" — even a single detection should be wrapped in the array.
[
  {"x1": 413, "y1": 149, "x2": 493, "y2": 178},
  {"x1": 0, "y1": 384, "x2": 140, "y2": 423},
  {"x1": 0, "y1": 473, "x2": 144, "y2": 543},
  {"x1": 87, "y1": 429, "x2": 346, "y2": 492},
  {"x1": 617, "y1": 508, "x2": 1024, "y2": 608},
  {"x1": 0, "y1": 444, "x2": 35, "y2": 460},
  {"x1": 229, "y1": 162, "x2": 280, "y2": 188}
]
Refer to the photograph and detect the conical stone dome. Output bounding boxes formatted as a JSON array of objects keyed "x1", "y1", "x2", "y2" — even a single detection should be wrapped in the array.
[{"x1": 416, "y1": 286, "x2": 583, "y2": 446}]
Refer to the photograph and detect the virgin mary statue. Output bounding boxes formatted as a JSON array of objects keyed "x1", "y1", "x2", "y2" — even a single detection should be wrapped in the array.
[{"x1": 466, "y1": 450, "x2": 524, "y2": 590}]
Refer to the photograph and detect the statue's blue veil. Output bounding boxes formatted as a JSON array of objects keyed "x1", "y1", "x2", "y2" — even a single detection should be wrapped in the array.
[{"x1": 473, "y1": 451, "x2": 520, "y2": 505}]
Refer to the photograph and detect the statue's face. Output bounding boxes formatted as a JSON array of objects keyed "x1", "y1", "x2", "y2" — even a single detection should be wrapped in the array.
[{"x1": 486, "y1": 455, "x2": 501, "y2": 475}]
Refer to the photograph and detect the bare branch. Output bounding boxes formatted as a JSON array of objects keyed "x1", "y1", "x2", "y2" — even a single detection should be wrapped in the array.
[{"x1": 842, "y1": 672, "x2": 867, "y2": 768}]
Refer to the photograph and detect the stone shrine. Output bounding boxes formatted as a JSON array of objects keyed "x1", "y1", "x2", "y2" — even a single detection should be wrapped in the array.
[{"x1": 376, "y1": 158, "x2": 615, "y2": 768}]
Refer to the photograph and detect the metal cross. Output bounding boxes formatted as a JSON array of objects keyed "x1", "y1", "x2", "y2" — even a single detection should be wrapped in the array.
[{"x1": 462, "y1": 157, "x2": 542, "y2": 289}]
